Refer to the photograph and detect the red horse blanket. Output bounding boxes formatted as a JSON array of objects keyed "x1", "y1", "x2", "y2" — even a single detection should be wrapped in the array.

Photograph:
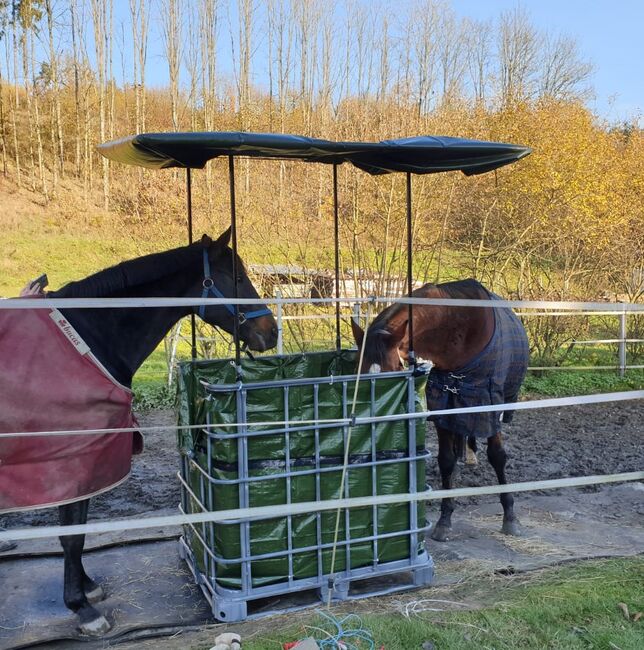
[{"x1": 0, "y1": 300, "x2": 141, "y2": 513}]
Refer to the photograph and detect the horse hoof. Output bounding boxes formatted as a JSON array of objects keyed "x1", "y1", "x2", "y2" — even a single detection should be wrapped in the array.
[
  {"x1": 501, "y1": 520, "x2": 521, "y2": 536},
  {"x1": 80, "y1": 614, "x2": 111, "y2": 636},
  {"x1": 465, "y1": 447, "x2": 478, "y2": 466},
  {"x1": 431, "y1": 525, "x2": 452, "y2": 542},
  {"x1": 85, "y1": 585, "x2": 105, "y2": 604}
]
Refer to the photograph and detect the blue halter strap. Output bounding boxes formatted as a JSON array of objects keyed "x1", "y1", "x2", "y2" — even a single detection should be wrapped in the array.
[{"x1": 198, "y1": 248, "x2": 272, "y2": 323}]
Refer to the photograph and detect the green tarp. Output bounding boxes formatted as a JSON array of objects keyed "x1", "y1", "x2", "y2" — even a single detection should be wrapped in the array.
[
  {"x1": 98, "y1": 131, "x2": 530, "y2": 175},
  {"x1": 177, "y1": 350, "x2": 429, "y2": 589}
]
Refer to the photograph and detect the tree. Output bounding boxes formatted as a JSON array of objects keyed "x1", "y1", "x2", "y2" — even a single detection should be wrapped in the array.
[{"x1": 497, "y1": 6, "x2": 539, "y2": 107}]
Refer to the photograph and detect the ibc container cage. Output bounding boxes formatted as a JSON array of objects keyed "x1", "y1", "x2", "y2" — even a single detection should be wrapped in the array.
[{"x1": 176, "y1": 350, "x2": 433, "y2": 621}]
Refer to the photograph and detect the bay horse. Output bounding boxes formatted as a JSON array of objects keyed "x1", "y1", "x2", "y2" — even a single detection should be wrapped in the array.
[
  {"x1": 1, "y1": 228, "x2": 277, "y2": 635},
  {"x1": 351, "y1": 279, "x2": 529, "y2": 544}
]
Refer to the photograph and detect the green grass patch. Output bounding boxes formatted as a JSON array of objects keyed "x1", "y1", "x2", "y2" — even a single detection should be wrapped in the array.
[
  {"x1": 240, "y1": 558, "x2": 644, "y2": 650},
  {"x1": 523, "y1": 368, "x2": 644, "y2": 397}
]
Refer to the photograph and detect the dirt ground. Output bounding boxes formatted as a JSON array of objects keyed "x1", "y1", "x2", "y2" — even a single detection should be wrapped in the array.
[
  {"x1": 5, "y1": 399, "x2": 643, "y2": 529},
  {"x1": 1, "y1": 399, "x2": 642, "y2": 650}
]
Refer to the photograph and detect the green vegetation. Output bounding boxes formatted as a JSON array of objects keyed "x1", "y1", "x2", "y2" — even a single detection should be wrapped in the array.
[
  {"x1": 523, "y1": 369, "x2": 644, "y2": 397},
  {"x1": 239, "y1": 558, "x2": 644, "y2": 650}
]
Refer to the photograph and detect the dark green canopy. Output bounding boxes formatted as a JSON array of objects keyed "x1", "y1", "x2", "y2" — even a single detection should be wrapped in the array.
[{"x1": 97, "y1": 132, "x2": 530, "y2": 175}]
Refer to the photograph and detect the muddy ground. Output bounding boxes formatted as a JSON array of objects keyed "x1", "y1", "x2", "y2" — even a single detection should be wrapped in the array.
[
  {"x1": 1, "y1": 399, "x2": 642, "y2": 650},
  {"x1": 4, "y1": 399, "x2": 643, "y2": 529}
]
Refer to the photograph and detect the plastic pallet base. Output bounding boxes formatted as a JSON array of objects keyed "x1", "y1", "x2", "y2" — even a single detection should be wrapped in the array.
[{"x1": 179, "y1": 536, "x2": 434, "y2": 623}]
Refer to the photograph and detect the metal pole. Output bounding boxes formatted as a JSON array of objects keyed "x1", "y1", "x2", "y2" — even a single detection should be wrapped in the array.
[
  {"x1": 619, "y1": 308, "x2": 627, "y2": 377},
  {"x1": 406, "y1": 172, "x2": 415, "y2": 366},
  {"x1": 228, "y1": 156, "x2": 241, "y2": 373},
  {"x1": 276, "y1": 289, "x2": 284, "y2": 355},
  {"x1": 187, "y1": 167, "x2": 197, "y2": 360},
  {"x1": 333, "y1": 164, "x2": 341, "y2": 351}
]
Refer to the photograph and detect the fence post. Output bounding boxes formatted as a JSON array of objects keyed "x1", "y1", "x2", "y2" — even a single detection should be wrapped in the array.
[
  {"x1": 276, "y1": 289, "x2": 284, "y2": 355},
  {"x1": 619, "y1": 307, "x2": 627, "y2": 378},
  {"x1": 352, "y1": 302, "x2": 361, "y2": 342}
]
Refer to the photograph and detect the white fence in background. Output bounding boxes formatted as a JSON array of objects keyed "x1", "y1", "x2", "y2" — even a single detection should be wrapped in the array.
[{"x1": 165, "y1": 297, "x2": 643, "y2": 383}]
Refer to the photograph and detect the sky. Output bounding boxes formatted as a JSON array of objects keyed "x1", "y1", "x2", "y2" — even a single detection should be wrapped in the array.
[
  {"x1": 451, "y1": 0, "x2": 644, "y2": 123},
  {"x1": 105, "y1": 0, "x2": 643, "y2": 125}
]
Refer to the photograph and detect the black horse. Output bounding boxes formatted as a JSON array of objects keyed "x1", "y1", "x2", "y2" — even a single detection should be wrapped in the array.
[
  {"x1": 19, "y1": 228, "x2": 276, "y2": 635},
  {"x1": 352, "y1": 279, "x2": 529, "y2": 544}
]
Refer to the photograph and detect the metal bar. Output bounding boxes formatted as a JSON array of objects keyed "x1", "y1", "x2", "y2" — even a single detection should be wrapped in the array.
[
  {"x1": 370, "y1": 378, "x2": 378, "y2": 568},
  {"x1": 619, "y1": 309, "x2": 627, "y2": 378},
  {"x1": 189, "y1": 450, "x2": 432, "y2": 486},
  {"x1": 406, "y1": 172, "x2": 415, "y2": 365},
  {"x1": 187, "y1": 168, "x2": 197, "y2": 360},
  {"x1": 407, "y1": 373, "x2": 419, "y2": 560},
  {"x1": 313, "y1": 383, "x2": 323, "y2": 583},
  {"x1": 228, "y1": 155, "x2": 241, "y2": 372},
  {"x1": 204, "y1": 368, "x2": 415, "y2": 392},
  {"x1": 333, "y1": 163, "x2": 341, "y2": 351},
  {"x1": 276, "y1": 290, "x2": 284, "y2": 354},
  {"x1": 284, "y1": 385, "x2": 295, "y2": 588}
]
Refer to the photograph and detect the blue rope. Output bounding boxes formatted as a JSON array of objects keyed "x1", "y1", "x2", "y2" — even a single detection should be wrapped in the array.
[{"x1": 309, "y1": 609, "x2": 376, "y2": 650}]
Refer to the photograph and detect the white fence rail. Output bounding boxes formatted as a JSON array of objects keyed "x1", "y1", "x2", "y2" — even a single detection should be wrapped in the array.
[
  {"x1": 163, "y1": 295, "x2": 644, "y2": 381},
  {"x1": 1, "y1": 294, "x2": 642, "y2": 546}
]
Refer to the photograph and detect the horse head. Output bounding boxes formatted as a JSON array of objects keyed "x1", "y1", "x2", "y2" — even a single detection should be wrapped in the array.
[
  {"x1": 351, "y1": 316, "x2": 408, "y2": 373},
  {"x1": 197, "y1": 228, "x2": 278, "y2": 352}
]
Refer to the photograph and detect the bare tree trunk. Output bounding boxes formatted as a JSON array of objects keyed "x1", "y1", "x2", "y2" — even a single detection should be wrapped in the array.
[
  {"x1": 200, "y1": 0, "x2": 218, "y2": 211},
  {"x1": 21, "y1": 28, "x2": 36, "y2": 191},
  {"x1": 185, "y1": 2, "x2": 199, "y2": 130},
  {"x1": 0, "y1": 67, "x2": 7, "y2": 176},
  {"x1": 25, "y1": 29, "x2": 48, "y2": 200},
  {"x1": 161, "y1": 0, "x2": 181, "y2": 130},
  {"x1": 130, "y1": 0, "x2": 149, "y2": 131},
  {"x1": 45, "y1": 0, "x2": 64, "y2": 184},
  {"x1": 465, "y1": 18, "x2": 492, "y2": 106},
  {"x1": 91, "y1": 0, "x2": 109, "y2": 209},
  {"x1": 237, "y1": 0, "x2": 253, "y2": 129},
  {"x1": 70, "y1": 0, "x2": 82, "y2": 176}
]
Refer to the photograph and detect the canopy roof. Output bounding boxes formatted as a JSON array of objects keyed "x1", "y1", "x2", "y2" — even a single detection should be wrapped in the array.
[{"x1": 97, "y1": 132, "x2": 531, "y2": 175}]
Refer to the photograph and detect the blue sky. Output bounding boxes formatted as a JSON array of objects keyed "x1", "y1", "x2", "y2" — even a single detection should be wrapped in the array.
[
  {"x1": 451, "y1": 0, "x2": 643, "y2": 123},
  {"x1": 105, "y1": 0, "x2": 642, "y2": 125}
]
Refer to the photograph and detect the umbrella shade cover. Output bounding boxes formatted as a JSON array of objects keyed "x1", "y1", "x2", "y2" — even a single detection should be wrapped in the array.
[{"x1": 97, "y1": 132, "x2": 530, "y2": 175}]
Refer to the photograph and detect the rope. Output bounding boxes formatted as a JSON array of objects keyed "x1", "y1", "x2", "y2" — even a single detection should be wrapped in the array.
[
  {"x1": 0, "y1": 389, "x2": 641, "y2": 439},
  {"x1": 1, "y1": 471, "x2": 642, "y2": 542},
  {"x1": 327, "y1": 299, "x2": 374, "y2": 607},
  {"x1": 311, "y1": 610, "x2": 375, "y2": 649}
]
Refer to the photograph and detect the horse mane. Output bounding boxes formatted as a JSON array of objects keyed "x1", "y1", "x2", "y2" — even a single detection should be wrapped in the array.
[
  {"x1": 434, "y1": 278, "x2": 489, "y2": 301},
  {"x1": 51, "y1": 241, "x2": 207, "y2": 298},
  {"x1": 363, "y1": 278, "x2": 489, "y2": 363}
]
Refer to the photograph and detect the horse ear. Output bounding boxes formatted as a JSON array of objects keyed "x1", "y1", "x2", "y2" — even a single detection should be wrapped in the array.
[
  {"x1": 213, "y1": 227, "x2": 232, "y2": 249},
  {"x1": 389, "y1": 319, "x2": 408, "y2": 345},
  {"x1": 351, "y1": 318, "x2": 364, "y2": 348},
  {"x1": 201, "y1": 234, "x2": 212, "y2": 247}
]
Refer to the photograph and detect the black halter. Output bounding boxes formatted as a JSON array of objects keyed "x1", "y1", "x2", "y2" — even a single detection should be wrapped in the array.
[{"x1": 198, "y1": 248, "x2": 272, "y2": 323}]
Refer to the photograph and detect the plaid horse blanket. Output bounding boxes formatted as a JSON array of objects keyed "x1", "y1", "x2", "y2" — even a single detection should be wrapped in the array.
[
  {"x1": 0, "y1": 299, "x2": 141, "y2": 513},
  {"x1": 427, "y1": 293, "x2": 529, "y2": 438}
]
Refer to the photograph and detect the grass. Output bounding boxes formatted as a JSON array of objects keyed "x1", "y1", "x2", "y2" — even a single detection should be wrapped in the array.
[{"x1": 237, "y1": 558, "x2": 644, "y2": 650}]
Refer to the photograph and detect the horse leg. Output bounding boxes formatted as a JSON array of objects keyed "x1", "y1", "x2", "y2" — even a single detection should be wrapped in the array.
[
  {"x1": 465, "y1": 435, "x2": 478, "y2": 466},
  {"x1": 59, "y1": 500, "x2": 111, "y2": 636},
  {"x1": 431, "y1": 428, "x2": 458, "y2": 542},
  {"x1": 487, "y1": 432, "x2": 521, "y2": 536}
]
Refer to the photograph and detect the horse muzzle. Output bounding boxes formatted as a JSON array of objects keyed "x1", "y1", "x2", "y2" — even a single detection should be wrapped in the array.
[{"x1": 241, "y1": 315, "x2": 278, "y2": 352}]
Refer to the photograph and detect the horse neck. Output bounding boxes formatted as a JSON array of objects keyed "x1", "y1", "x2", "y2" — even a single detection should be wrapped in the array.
[
  {"x1": 408, "y1": 285, "x2": 493, "y2": 370},
  {"x1": 57, "y1": 271, "x2": 194, "y2": 388}
]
